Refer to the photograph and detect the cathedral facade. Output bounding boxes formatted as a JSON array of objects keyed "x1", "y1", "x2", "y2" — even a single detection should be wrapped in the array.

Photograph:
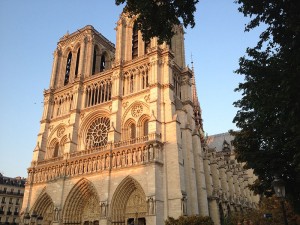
[{"x1": 21, "y1": 14, "x2": 258, "y2": 225}]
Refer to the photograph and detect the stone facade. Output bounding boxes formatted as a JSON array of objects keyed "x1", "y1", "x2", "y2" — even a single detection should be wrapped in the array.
[
  {"x1": 204, "y1": 133, "x2": 259, "y2": 224},
  {"x1": 21, "y1": 14, "x2": 258, "y2": 225},
  {"x1": 0, "y1": 174, "x2": 26, "y2": 225}
]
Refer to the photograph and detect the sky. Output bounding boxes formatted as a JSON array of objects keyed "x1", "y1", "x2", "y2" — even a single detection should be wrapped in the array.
[{"x1": 0, "y1": 0, "x2": 263, "y2": 178}]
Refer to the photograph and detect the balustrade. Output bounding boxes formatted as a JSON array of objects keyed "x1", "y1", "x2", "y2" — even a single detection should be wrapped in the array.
[
  {"x1": 27, "y1": 140, "x2": 163, "y2": 185},
  {"x1": 84, "y1": 78, "x2": 112, "y2": 108}
]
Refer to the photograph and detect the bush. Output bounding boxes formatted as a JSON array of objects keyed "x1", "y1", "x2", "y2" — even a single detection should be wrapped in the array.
[
  {"x1": 223, "y1": 196, "x2": 300, "y2": 225},
  {"x1": 165, "y1": 215, "x2": 214, "y2": 225}
]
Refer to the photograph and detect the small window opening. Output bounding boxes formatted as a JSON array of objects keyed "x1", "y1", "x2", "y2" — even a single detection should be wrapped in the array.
[
  {"x1": 100, "y1": 55, "x2": 105, "y2": 72},
  {"x1": 130, "y1": 124, "x2": 136, "y2": 139},
  {"x1": 144, "y1": 120, "x2": 149, "y2": 136},
  {"x1": 53, "y1": 143, "x2": 59, "y2": 158},
  {"x1": 64, "y1": 52, "x2": 72, "y2": 85},
  {"x1": 75, "y1": 48, "x2": 80, "y2": 77},
  {"x1": 92, "y1": 48, "x2": 97, "y2": 75},
  {"x1": 132, "y1": 23, "x2": 138, "y2": 59}
]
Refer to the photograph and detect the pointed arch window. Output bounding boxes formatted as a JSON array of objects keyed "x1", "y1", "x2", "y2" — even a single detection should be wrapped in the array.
[
  {"x1": 130, "y1": 123, "x2": 136, "y2": 139},
  {"x1": 92, "y1": 48, "x2": 97, "y2": 75},
  {"x1": 53, "y1": 143, "x2": 59, "y2": 158},
  {"x1": 132, "y1": 22, "x2": 138, "y2": 59},
  {"x1": 100, "y1": 54, "x2": 105, "y2": 72},
  {"x1": 143, "y1": 119, "x2": 149, "y2": 136},
  {"x1": 64, "y1": 52, "x2": 72, "y2": 85},
  {"x1": 75, "y1": 48, "x2": 80, "y2": 77}
]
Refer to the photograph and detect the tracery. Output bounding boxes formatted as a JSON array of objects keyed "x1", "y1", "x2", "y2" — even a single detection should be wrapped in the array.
[{"x1": 86, "y1": 117, "x2": 110, "y2": 149}]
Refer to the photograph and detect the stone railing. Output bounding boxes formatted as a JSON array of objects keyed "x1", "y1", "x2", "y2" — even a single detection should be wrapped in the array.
[
  {"x1": 71, "y1": 145, "x2": 108, "y2": 158},
  {"x1": 35, "y1": 156, "x2": 64, "y2": 166},
  {"x1": 114, "y1": 133, "x2": 161, "y2": 148},
  {"x1": 27, "y1": 141, "x2": 163, "y2": 185}
]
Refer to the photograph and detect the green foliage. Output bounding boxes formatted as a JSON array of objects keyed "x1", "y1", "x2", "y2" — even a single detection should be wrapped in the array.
[
  {"x1": 231, "y1": 0, "x2": 300, "y2": 213},
  {"x1": 115, "y1": 0, "x2": 198, "y2": 44},
  {"x1": 165, "y1": 215, "x2": 214, "y2": 225},
  {"x1": 224, "y1": 196, "x2": 299, "y2": 225}
]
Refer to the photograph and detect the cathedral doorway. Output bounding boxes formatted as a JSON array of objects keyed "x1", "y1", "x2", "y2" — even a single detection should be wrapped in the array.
[
  {"x1": 127, "y1": 218, "x2": 146, "y2": 225},
  {"x1": 111, "y1": 177, "x2": 147, "y2": 225},
  {"x1": 30, "y1": 192, "x2": 54, "y2": 225},
  {"x1": 83, "y1": 220, "x2": 99, "y2": 225},
  {"x1": 62, "y1": 179, "x2": 101, "y2": 225}
]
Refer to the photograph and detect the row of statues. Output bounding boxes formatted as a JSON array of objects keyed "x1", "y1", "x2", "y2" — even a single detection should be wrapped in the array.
[{"x1": 28, "y1": 144, "x2": 161, "y2": 184}]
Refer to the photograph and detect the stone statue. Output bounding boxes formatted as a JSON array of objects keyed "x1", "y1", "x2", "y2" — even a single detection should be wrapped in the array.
[
  {"x1": 117, "y1": 153, "x2": 121, "y2": 166},
  {"x1": 54, "y1": 207, "x2": 59, "y2": 221},
  {"x1": 132, "y1": 150, "x2": 136, "y2": 164},
  {"x1": 112, "y1": 153, "x2": 116, "y2": 167},
  {"x1": 93, "y1": 158, "x2": 97, "y2": 171}
]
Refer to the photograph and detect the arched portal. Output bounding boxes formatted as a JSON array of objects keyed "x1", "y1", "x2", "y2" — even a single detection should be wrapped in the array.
[
  {"x1": 30, "y1": 192, "x2": 54, "y2": 225},
  {"x1": 62, "y1": 178, "x2": 100, "y2": 225},
  {"x1": 110, "y1": 177, "x2": 147, "y2": 225}
]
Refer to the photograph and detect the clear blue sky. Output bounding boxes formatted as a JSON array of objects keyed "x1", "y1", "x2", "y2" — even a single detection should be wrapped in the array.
[{"x1": 0, "y1": 0, "x2": 262, "y2": 178}]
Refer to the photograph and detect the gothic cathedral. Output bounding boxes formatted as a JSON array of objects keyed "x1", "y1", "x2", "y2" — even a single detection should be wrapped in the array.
[{"x1": 21, "y1": 14, "x2": 258, "y2": 225}]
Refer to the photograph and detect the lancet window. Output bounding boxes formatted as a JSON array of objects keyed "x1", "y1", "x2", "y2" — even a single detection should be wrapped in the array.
[
  {"x1": 173, "y1": 73, "x2": 181, "y2": 99},
  {"x1": 143, "y1": 119, "x2": 149, "y2": 136},
  {"x1": 92, "y1": 46, "x2": 110, "y2": 74},
  {"x1": 100, "y1": 54, "x2": 105, "y2": 72},
  {"x1": 46, "y1": 137, "x2": 66, "y2": 159},
  {"x1": 92, "y1": 47, "x2": 98, "y2": 75},
  {"x1": 53, "y1": 143, "x2": 59, "y2": 158},
  {"x1": 75, "y1": 48, "x2": 80, "y2": 77},
  {"x1": 85, "y1": 79, "x2": 112, "y2": 108},
  {"x1": 64, "y1": 52, "x2": 72, "y2": 85},
  {"x1": 132, "y1": 22, "x2": 138, "y2": 59},
  {"x1": 130, "y1": 123, "x2": 136, "y2": 139}
]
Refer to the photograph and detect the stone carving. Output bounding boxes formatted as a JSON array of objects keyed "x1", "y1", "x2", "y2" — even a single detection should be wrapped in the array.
[
  {"x1": 147, "y1": 197, "x2": 155, "y2": 215},
  {"x1": 144, "y1": 94, "x2": 150, "y2": 103},
  {"x1": 31, "y1": 143, "x2": 163, "y2": 183},
  {"x1": 54, "y1": 207, "x2": 60, "y2": 222},
  {"x1": 122, "y1": 101, "x2": 129, "y2": 109},
  {"x1": 56, "y1": 127, "x2": 66, "y2": 138},
  {"x1": 181, "y1": 196, "x2": 187, "y2": 215},
  {"x1": 82, "y1": 196, "x2": 101, "y2": 222},
  {"x1": 131, "y1": 104, "x2": 143, "y2": 117},
  {"x1": 125, "y1": 190, "x2": 147, "y2": 215},
  {"x1": 93, "y1": 158, "x2": 97, "y2": 172},
  {"x1": 100, "y1": 202, "x2": 107, "y2": 217}
]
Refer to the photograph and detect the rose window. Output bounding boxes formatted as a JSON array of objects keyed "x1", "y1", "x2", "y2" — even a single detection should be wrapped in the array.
[{"x1": 86, "y1": 117, "x2": 110, "y2": 148}]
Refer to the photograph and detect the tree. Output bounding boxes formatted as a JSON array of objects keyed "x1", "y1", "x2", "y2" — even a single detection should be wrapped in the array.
[
  {"x1": 224, "y1": 196, "x2": 299, "y2": 225},
  {"x1": 165, "y1": 215, "x2": 214, "y2": 225},
  {"x1": 231, "y1": 0, "x2": 300, "y2": 213},
  {"x1": 115, "y1": 0, "x2": 198, "y2": 43}
]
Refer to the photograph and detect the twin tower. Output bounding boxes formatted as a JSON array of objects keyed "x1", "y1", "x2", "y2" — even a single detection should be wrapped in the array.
[{"x1": 21, "y1": 13, "x2": 230, "y2": 225}]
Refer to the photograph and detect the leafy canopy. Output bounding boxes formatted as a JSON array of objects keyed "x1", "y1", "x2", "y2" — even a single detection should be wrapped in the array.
[
  {"x1": 165, "y1": 215, "x2": 214, "y2": 225},
  {"x1": 115, "y1": 0, "x2": 198, "y2": 44},
  {"x1": 224, "y1": 196, "x2": 299, "y2": 225},
  {"x1": 231, "y1": 0, "x2": 300, "y2": 213}
]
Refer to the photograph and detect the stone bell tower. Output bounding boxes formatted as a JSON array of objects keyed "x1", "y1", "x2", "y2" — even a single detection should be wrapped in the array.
[{"x1": 22, "y1": 13, "x2": 209, "y2": 225}]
